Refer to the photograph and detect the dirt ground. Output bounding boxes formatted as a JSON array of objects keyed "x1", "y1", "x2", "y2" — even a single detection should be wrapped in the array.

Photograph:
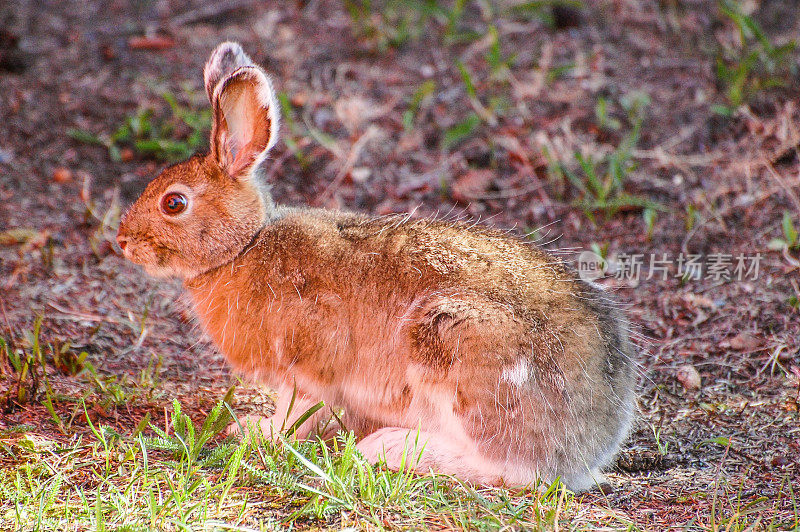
[{"x1": 1, "y1": 0, "x2": 799, "y2": 528}]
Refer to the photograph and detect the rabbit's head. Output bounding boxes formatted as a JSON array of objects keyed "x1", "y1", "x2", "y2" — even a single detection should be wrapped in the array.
[{"x1": 117, "y1": 42, "x2": 279, "y2": 279}]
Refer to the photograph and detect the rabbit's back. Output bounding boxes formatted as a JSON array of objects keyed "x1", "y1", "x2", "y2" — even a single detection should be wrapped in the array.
[{"x1": 186, "y1": 209, "x2": 635, "y2": 488}]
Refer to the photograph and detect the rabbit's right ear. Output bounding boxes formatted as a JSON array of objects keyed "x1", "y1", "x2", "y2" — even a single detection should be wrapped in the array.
[{"x1": 205, "y1": 44, "x2": 279, "y2": 180}]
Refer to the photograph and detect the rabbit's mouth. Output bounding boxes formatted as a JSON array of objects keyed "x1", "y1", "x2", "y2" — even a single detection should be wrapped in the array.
[
  {"x1": 117, "y1": 237, "x2": 181, "y2": 278},
  {"x1": 119, "y1": 240, "x2": 150, "y2": 268}
]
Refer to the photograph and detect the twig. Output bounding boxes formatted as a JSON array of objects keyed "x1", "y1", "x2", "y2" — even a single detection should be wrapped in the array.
[
  {"x1": 317, "y1": 126, "x2": 380, "y2": 203},
  {"x1": 782, "y1": 246, "x2": 800, "y2": 271},
  {"x1": 762, "y1": 157, "x2": 800, "y2": 215},
  {"x1": 495, "y1": 135, "x2": 555, "y2": 218},
  {"x1": 466, "y1": 179, "x2": 546, "y2": 200},
  {"x1": 631, "y1": 148, "x2": 726, "y2": 168},
  {"x1": 46, "y1": 301, "x2": 122, "y2": 325},
  {"x1": 0, "y1": 298, "x2": 12, "y2": 338}
]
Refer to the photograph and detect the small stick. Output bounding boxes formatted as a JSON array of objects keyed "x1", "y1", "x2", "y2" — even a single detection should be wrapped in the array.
[
  {"x1": 762, "y1": 156, "x2": 800, "y2": 215},
  {"x1": 317, "y1": 126, "x2": 380, "y2": 203}
]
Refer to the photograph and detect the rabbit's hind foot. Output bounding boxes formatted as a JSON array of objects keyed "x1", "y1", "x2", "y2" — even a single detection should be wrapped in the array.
[{"x1": 355, "y1": 427, "x2": 510, "y2": 486}]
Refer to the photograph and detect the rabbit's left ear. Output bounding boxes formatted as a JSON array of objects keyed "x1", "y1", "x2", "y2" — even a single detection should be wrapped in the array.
[
  {"x1": 205, "y1": 43, "x2": 279, "y2": 179},
  {"x1": 209, "y1": 65, "x2": 279, "y2": 179}
]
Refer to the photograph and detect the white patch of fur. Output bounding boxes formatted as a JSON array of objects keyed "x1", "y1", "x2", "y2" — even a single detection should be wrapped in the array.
[{"x1": 501, "y1": 359, "x2": 529, "y2": 386}]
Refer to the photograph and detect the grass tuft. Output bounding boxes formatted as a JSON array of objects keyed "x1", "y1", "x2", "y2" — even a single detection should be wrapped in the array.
[
  {"x1": 68, "y1": 90, "x2": 211, "y2": 163},
  {"x1": 0, "y1": 393, "x2": 588, "y2": 530}
]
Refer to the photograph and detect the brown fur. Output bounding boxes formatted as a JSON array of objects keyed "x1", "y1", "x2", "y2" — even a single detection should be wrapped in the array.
[{"x1": 117, "y1": 42, "x2": 637, "y2": 491}]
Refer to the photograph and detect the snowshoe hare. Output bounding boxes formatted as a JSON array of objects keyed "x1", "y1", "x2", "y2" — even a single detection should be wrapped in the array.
[{"x1": 117, "y1": 42, "x2": 636, "y2": 491}]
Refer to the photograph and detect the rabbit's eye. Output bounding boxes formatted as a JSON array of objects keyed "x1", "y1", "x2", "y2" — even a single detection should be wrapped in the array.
[{"x1": 161, "y1": 192, "x2": 188, "y2": 215}]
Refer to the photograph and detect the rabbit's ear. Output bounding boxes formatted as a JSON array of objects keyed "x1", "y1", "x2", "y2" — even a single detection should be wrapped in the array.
[
  {"x1": 203, "y1": 42, "x2": 253, "y2": 102},
  {"x1": 209, "y1": 65, "x2": 279, "y2": 179}
]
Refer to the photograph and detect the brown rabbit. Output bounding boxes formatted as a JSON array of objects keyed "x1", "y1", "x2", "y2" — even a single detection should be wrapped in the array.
[{"x1": 117, "y1": 42, "x2": 637, "y2": 491}]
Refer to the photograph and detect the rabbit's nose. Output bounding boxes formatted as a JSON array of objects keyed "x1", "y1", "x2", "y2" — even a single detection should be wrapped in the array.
[{"x1": 117, "y1": 234, "x2": 128, "y2": 251}]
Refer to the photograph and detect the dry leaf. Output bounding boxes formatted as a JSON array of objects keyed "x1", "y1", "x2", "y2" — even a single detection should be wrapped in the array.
[
  {"x1": 120, "y1": 147, "x2": 135, "y2": 162},
  {"x1": 676, "y1": 364, "x2": 701, "y2": 391},
  {"x1": 726, "y1": 333, "x2": 760, "y2": 351},
  {"x1": 128, "y1": 36, "x2": 175, "y2": 51},
  {"x1": 682, "y1": 293, "x2": 715, "y2": 309},
  {"x1": 451, "y1": 169, "x2": 494, "y2": 203},
  {"x1": 52, "y1": 166, "x2": 72, "y2": 183},
  {"x1": 0, "y1": 228, "x2": 41, "y2": 246}
]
